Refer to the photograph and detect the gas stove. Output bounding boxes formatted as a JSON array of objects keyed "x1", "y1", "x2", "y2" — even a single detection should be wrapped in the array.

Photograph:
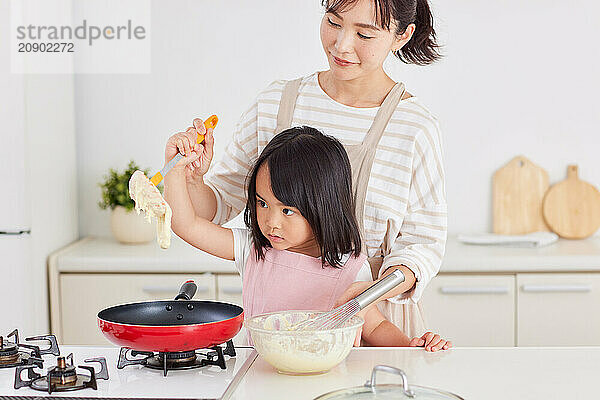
[
  {"x1": 1, "y1": 343, "x2": 257, "y2": 399},
  {"x1": 0, "y1": 329, "x2": 60, "y2": 369}
]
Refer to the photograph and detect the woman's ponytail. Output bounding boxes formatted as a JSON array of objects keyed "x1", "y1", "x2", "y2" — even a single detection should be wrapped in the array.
[{"x1": 394, "y1": 0, "x2": 441, "y2": 65}]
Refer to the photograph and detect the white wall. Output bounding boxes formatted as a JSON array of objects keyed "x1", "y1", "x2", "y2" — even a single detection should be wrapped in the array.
[
  {"x1": 76, "y1": 0, "x2": 600, "y2": 236},
  {"x1": 24, "y1": 73, "x2": 79, "y2": 335},
  {"x1": 0, "y1": 0, "x2": 78, "y2": 336}
]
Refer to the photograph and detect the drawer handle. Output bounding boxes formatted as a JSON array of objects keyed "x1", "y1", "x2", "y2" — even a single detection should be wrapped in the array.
[
  {"x1": 221, "y1": 287, "x2": 242, "y2": 295},
  {"x1": 142, "y1": 285, "x2": 210, "y2": 294},
  {"x1": 440, "y1": 286, "x2": 509, "y2": 295},
  {"x1": 521, "y1": 284, "x2": 591, "y2": 293}
]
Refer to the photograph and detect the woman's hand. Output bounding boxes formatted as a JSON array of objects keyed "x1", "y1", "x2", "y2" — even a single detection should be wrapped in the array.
[
  {"x1": 165, "y1": 118, "x2": 215, "y2": 181},
  {"x1": 408, "y1": 332, "x2": 452, "y2": 352}
]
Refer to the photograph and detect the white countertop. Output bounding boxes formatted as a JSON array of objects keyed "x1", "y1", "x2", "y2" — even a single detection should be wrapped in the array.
[
  {"x1": 443, "y1": 234, "x2": 600, "y2": 272},
  {"x1": 55, "y1": 236, "x2": 237, "y2": 273},
  {"x1": 232, "y1": 346, "x2": 600, "y2": 399},
  {"x1": 3, "y1": 346, "x2": 598, "y2": 399},
  {"x1": 54, "y1": 235, "x2": 600, "y2": 274}
]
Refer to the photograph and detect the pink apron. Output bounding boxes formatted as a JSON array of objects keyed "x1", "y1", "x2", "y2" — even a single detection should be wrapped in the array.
[{"x1": 242, "y1": 247, "x2": 367, "y2": 318}]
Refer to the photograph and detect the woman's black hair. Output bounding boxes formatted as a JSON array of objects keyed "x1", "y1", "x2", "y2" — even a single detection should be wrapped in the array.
[
  {"x1": 244, "y1": 126, "x2": 362, "y2": 268},
  {"x1": 322, "y1": 0, "x2": 441, "y2": 65}
]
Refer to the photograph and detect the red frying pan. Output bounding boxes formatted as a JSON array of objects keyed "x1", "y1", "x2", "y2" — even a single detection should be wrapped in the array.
[{"x1": 97, "y1": 281, "x2": 244, "y2": 352}]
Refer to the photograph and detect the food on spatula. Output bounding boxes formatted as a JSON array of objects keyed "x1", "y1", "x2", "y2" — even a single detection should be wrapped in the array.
[
  {"x1": 128, "y1": 170, "x2": 172, "y2": 249},
  {"x1": 128, "y1": 115, "x2": 218, "y2": 249}
]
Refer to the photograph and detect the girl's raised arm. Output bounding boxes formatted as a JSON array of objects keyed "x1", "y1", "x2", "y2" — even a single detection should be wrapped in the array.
[{"x1": 163, "y1": 131, "x2": 234, "y2": 261}]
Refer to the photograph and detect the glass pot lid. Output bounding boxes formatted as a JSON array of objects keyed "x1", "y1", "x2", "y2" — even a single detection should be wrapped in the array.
[{"x1": 313, "y1": 365, "x2": 465, "y2": 400}]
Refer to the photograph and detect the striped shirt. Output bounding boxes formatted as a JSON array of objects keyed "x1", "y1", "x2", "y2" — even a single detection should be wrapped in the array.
[{"x1": 205, "y1": 72, "x2": 447, "y2": 305}]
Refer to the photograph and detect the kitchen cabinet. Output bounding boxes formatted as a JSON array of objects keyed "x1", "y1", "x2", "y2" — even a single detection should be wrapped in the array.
[
  {"x1": 60, "y1": 273, "x2": 217, "y2": 345},
  {"x1": 216, "y1": 274, "x2": 243, "y2": 305},
  {"x1": 517, "y1": 273, "x2": 600, "y2": 346},
  {"x1": 421, "y1": 274, "x2": 515, "y2": 346},
  {"x1": 422, "y1": 272, "x2": 600, "y2": 347},
  {"x1": 215, "y1": 274, "x2": 248, "y2": 346}
]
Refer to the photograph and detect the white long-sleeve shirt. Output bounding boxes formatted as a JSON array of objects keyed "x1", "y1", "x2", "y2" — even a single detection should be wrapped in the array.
[{"x1": 204, "y1": 73, "x2": 447, "y2": 305}]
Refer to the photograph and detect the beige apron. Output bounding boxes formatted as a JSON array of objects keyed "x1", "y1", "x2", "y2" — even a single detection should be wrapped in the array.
[{"x1": 274, "y1": 78, "x2": 427, "y2": 338}]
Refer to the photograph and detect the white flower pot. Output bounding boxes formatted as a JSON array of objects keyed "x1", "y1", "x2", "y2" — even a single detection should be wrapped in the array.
[{"x1": 110, "y1": 205, "x2": 155, "y2": 244}]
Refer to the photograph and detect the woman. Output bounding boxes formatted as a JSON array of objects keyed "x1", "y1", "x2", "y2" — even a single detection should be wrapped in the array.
[{"x1": 166, "y1": 0, "x2": 446, "y2": 338}]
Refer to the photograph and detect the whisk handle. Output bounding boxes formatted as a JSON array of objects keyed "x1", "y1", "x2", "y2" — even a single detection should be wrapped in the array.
[{"x1": 354, "y1": 269, "x2": 405, "y2": 309}]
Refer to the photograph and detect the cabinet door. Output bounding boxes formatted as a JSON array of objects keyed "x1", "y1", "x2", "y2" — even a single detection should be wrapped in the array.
[
  {"x1": 216, "y1": 274, "x2": 243, "y2": 305},
  {"x1": 60, "y1": 273, "x2": 216, "y2": 345},
  {"x1": 517, "y1": 273, "x2": 600, "y2": 346},
  {"x1": 420, "y1": 274, "x2": 515, "y2": 346},
  {"x1": 216, "y1": 274, "x2": 247, "y2": 346}
]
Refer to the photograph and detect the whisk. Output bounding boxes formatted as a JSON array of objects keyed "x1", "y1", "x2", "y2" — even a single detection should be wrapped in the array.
[{"x1": 292, "y1": 269, "x2": 406, "y2": 331}]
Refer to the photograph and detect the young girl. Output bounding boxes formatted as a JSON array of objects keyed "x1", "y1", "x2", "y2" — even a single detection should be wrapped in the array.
[{"x1": 164, "y1": 125, "x2": 451, "y2": 351}]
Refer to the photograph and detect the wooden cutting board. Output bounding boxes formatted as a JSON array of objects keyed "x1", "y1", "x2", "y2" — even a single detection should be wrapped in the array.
[
  {"x1": 493, "y1": 156, "x2": 550, "y2": 234},
  {"x1": 542, "y1": 165, "x2": 600, "y2": 239}
]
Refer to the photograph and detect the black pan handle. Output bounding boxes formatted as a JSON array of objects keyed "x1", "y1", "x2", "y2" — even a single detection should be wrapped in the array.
[{"x1": 174, "y1": 280, "x2": 197, "y2": 300}]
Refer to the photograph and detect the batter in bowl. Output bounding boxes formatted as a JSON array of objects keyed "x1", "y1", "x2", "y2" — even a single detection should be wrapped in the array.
[{"x1": 246, "y1": 311, "x2": 363, "y2": 375}]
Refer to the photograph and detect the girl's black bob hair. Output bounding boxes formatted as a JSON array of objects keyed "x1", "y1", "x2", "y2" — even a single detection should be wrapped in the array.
[
  {"x1": 244, "y1": 126, "x2": 362, "y2": 268},
  {"x1": 322, "y1": 0, "x2": 442, "y2": 65}
]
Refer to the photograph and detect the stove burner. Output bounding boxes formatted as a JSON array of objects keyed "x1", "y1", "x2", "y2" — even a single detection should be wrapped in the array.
[
  {"x1": 0, "y1": 337, "x2": 19, "y2": 363},
  {"x1": 48, "y1": 356, "x2": 78, "y2": 385},
  {"x1": 14, "y1": 353, "x2": 109, "y2": 394},
  {"x1": 0, "y1": 329, "x2": 60, "y2": 369},
  {"x1": 147, "y1": 350, "x2": 198, "y2": 368},
  {"x1": 117, "y1": 340, "x2": 237, "y2": 376}
]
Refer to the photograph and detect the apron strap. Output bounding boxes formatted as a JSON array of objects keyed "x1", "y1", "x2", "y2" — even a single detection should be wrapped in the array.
[
  {"x1": 353, "y1": 82, "x2": 406, "y2": 157},
  {"x1": 350, "y1": 82, "x2": 406, "y2": 258},
  {"x1": 275, "y1": 78, "x2": 303, "y2": 135}
]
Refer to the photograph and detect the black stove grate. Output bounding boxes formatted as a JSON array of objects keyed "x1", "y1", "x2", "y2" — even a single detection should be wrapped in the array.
[
  {"x1": 0, "y1": 329, "x2": 59, "y2": 370},
  {"x1": 117, "y1": 340, "x2": 236, "y2": 376},
  {"x1": 14, "y1": 354, "x2": 109, "y2": 394}
]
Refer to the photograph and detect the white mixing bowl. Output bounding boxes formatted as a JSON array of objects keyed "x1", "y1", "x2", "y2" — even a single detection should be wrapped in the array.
[{"x1": 245, "y1": 310, "x2": 364, "y2": 375}]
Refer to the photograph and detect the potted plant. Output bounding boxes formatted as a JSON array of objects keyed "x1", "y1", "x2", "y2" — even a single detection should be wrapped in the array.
[{"x1": 99, "y1": 161, "x2": 157, "y2": 244}]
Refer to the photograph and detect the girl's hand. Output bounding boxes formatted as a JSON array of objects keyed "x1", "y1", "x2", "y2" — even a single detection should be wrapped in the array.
[
  {"x1": 409, "y1": 332, "x2": 452, "y2": 352},
  {"x1": 168, "y1": 145, "x2": 200, "y2": 174},
  {"x1": 165, "y1": 118, "x2": 215, "y2": 180}
]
